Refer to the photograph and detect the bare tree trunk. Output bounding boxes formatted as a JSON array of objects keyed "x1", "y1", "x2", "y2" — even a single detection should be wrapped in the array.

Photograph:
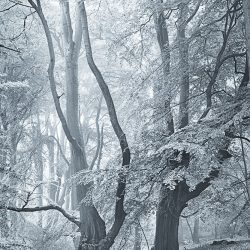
[
  {"x1": 243, "y1": 0, "x2": 250, "y2": 78},
  {"x1": 33, "y1": 115, "x2": 44, "y2": 227},
  {"x1": 154, "y1": 2, "x2": 199, "y2": 248},
  {"x1": 134, "y1": 223, "x2": 141, "y2": 250},
  {"x1": 47, "y1": 120, "x2": 57, "y2": 201},
  {"x1": 152, "y1": 2, "x2": 177, "y2": 249},
  {"x1": 59, "y1": 1, "x2": 106, "y2": 245},
  {"x1": 153, "y1": 0, "x2": 174, "y2": 136},
  {"x1": 179, "y1": 219, "x2": 184, "y2": 245},
  {"x1": 193, "y1": 217, "x2": 200, "y2": 244},
  {"x1": 28, "y1": 0, "x2": 106, "y2": 245},
  {"x1": 0, "y1": 121, "x2": 9, "y2": 237},
  {"x1": 154, "y1": 182, "x2": 189, "y2": 250},
  {"x1": 177, "y1": 3, "x2": 189, "y2": 129}
]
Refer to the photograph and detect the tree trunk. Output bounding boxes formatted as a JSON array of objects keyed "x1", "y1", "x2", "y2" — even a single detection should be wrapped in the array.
[
  {"x1": 153, "y1": 0, "x2": 174, "y2": 136},
  {"x1": 59, "y1": 1, "x2": 106, "y2": 246},
  {"x1": 243, "y1": 0, "x2": 250, "y2": 78},
  {"x1": 134, "y1": 223, "x2": 141, "y2": 250},
  {"x1": 215, "y1": 223, "x2": 219, "y2": 239},
  {"x1": 34, "y1": 115, "x2": 43, "y2": 227},
  {"x1": 193, "y1": 217, "x2": 200, "y2": 244},
  {"x1": 154, "y1": 182, "x2": 189, "y2": 250},
  {"x1": 177, "y1": 3, "x2": 189, "y2": 129},
  {"x1": 47, "y1": 123, "x2": 57, "y2": 202},
  {"x1": 29, "y1": 1, "x2": 125, "y2": 249},
  {"x1": 179, "y1": 219, "x2": 184, "y2": 245}
]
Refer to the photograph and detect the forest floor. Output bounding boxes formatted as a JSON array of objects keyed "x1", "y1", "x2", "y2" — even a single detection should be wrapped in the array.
[{"x1": 183, "y1": 239, "x2": 250, "y2": 250}]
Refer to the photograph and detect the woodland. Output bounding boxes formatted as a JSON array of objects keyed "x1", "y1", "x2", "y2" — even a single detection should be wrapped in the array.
[{"x1": 0, "y1": 0, "x2": 250, "y2": 250}]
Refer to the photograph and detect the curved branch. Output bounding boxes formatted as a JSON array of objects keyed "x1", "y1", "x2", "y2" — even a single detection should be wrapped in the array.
[
  {"x1": 185, "y1": 0, "x2": 203, "y2": 25},
  {"x1": 2, "y1": 204, "x2": 80, "y2": 227},
  {"x1": 78, "y1": 1, "x2": 131, "y2": 247},
  {"x1": 188, "y1": 168, "x2": 219, "y2": 200},
  {"x1": 0, "y1": 44, "x2": 20, "y2": 53},
  {"x1": 0, "y1": 4, "x2": 18, "y2": 12}
]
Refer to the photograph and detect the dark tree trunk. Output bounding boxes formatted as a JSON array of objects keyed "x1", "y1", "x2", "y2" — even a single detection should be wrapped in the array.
[
  {"x1": 177, "y1": 4, "x2": 189, "y2": 129},
  {"x1": 154, "y1": 181, "x2": 189, "y2": 250},
  {"x1": 153, "y1": 169, "x2": 218, "y2": 250}
]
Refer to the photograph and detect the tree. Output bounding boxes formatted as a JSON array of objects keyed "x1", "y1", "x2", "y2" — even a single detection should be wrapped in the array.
[
  {"x1": 1, "y1": 0, "x2": 250, "y2": 249},
  {"x1": 19, "y1": 0, "x2": 131, "y2": 249}
]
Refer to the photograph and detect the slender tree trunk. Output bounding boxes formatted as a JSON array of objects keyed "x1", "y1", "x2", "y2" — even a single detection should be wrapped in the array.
[
  {"x1": 243, "y1": 0, "x2": 250, "y2": 78},
  {"x1": 177, "y1": 3, "x2": 189, "y2": 129},
  {"x1": 215, "y1": 223, "x2": 219, "y2": 239},
  {"x1": 59, "y1": 1, "x2": 106, "y2": 246},
  {"x1": 153, "y1": 0, "x2": 174, "y2": 136},
  {"x1": 0, "y1": 132, "x2": 9, "y2": 237},
  {"x1": 134, "y1": 222, "x2": 142, "y2": 250},
  {"x1": 47, "y1": 122, "x2": 57, "y2": 201},
  {"x1": 179, "y1": 219, "x2": 184, "y2": 245},
  {"x1": 33, "y1": 115, "x2": 43, "y2": 227},
  {"x1": 193, "y1": 217, "x2": 200, "y2": 244}
]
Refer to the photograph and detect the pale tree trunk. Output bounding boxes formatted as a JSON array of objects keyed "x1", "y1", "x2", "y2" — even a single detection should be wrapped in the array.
[
  {"x1": 179, "y1": 219, "x2": 184, "y2": 245},
  {"x1": 59, "y1": 1, "x2": 106, "y2": 245},
  {"x1": 9, "y1": 128, "x2": 19, "y2": 236},
  {"x1": 47, "y1": 120, "x2": 57, "y2": 201},
  {"x1": 52, "y1": 129, "x2": 69, "y2": 206},
  {"x1": 193, "y1": 217, "x2": 200, "y2": 244},
  {"x1": 28, "y1": 0, "x2": 106, "y2": 245},
  {"x1": 55, "y1": 128, "x2": 71, "y2": 208},
  {"x1": 32, "y1": 115, "x2": 44, "y2": 227},
  {"x1": 0, "y1": 133, "x2": 9, "y2": 238},
  {"x1": 215, "y1": 223, "x2": 220, "y2": 239},
  {"x1": 0, "y1": 93, "x2": 9, "y2": 238},
  {"x1": 134, "y1": 223, "x2": 141, "y2": 250},
  {"x1": 243, "y1": 0, "x2": 250, "y2": 78},
  {"x1": 30, "y1": 0, "x2": 130, "y2": 249}
]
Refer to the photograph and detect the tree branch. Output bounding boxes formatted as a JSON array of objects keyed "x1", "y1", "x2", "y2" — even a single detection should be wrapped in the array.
[
  {"x1": 185, "y1": 0, "x2": 203, "y2": 25},
  {"x1": 0, "y1": 44, "x2": 20, "y2": 53},
  {"x1": 2, "y1": 204, "x2": 80, "y2": 227},
  {"x1": 199, "y1": 6, "x2": 239, "y2": 120},
  {"x1": 188, "y1": 168, "x2": 219, "y2": 200},
  {"x1": 9, "y1": 0, "x2": 32, "y2": 8},
  {"x1": 0, "y1": 3, "x2": 18, "y2": 12}
]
